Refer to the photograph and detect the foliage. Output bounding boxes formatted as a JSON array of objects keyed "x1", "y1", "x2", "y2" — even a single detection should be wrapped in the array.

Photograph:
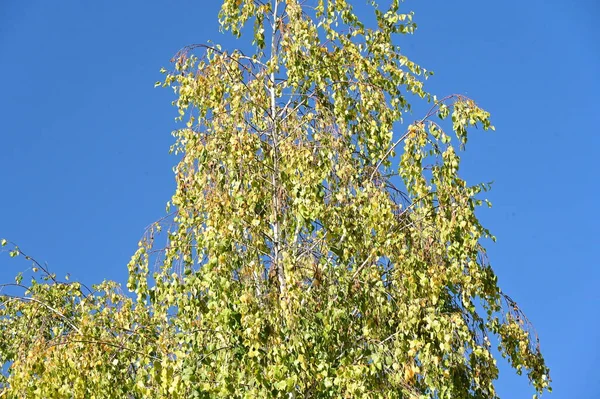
[{"x1": 1, "y1": 1, "x2": 550, "y2": 398}]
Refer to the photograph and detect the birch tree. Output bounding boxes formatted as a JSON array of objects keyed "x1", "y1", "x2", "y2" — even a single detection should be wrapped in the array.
[{"x1": 1, "y1": 1, "x2": 550, "y2": 398}]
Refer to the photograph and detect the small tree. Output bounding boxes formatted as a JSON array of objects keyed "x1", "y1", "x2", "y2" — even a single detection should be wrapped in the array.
[{"x1": 1, "y1": 1, "x2": 550, "y2": 398}]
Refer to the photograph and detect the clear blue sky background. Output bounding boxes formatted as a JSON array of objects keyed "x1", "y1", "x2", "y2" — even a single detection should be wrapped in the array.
[{"x1": 1, "y1": 1, "x2": 598, "y2": 397}]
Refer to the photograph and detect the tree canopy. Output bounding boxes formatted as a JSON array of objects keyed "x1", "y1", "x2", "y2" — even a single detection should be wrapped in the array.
[{"x1": 1, "y1": 1, "x2": 550, "y2": 398}]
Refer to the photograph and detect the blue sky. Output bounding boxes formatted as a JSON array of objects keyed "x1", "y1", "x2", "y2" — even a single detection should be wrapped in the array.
[{"x1": 1, "y1": 0, "x2": 598, "y2": 397}]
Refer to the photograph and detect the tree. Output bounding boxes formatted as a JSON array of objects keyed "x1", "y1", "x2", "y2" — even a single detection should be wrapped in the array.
[{"x1": 1, "y1": 1, "x2": 550, "y2": 398}]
